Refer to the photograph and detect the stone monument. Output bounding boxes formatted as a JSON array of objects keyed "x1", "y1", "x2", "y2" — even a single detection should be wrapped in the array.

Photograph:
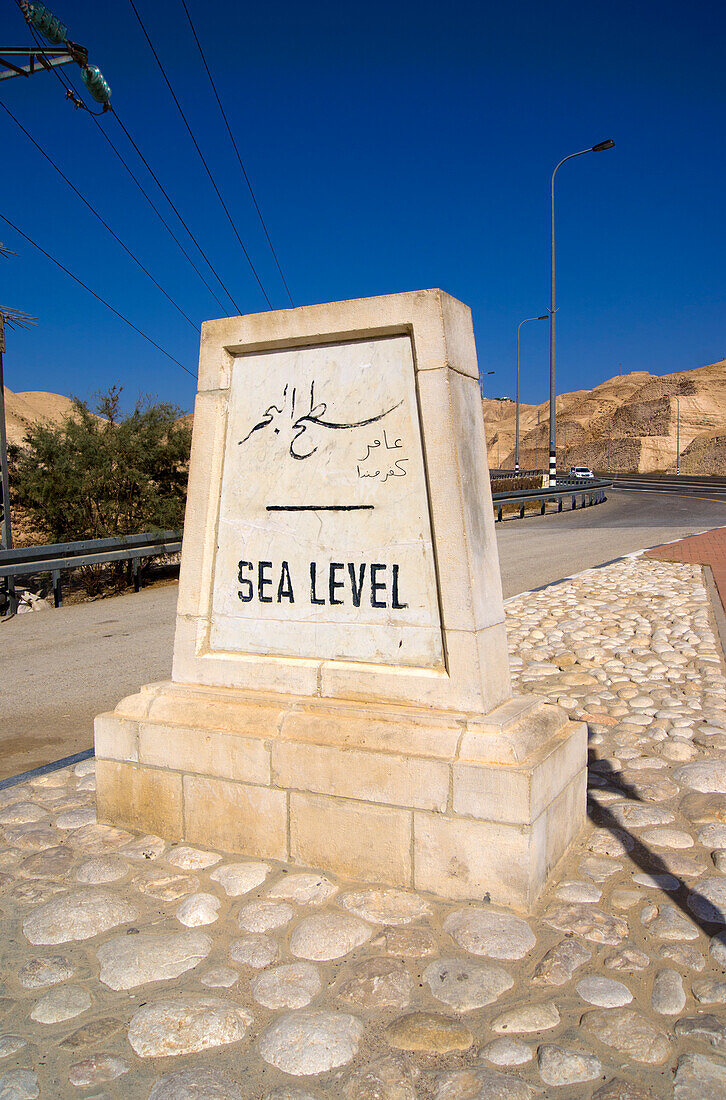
[{"x1": 94, "y1": 289, "x2": 586, "y2": 909}]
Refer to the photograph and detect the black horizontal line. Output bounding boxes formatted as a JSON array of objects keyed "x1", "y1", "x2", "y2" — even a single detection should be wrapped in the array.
[{"x1": 266, "y1": 505, "x2": 374, "y2": 512}]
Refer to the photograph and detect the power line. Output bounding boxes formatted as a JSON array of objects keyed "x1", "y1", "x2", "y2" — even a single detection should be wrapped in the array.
[
  {"x1": 179, "y1": 0, "x2": 294, "y2": 307},
  {"x1": 1, "y1": 100, "x2": 198, "y2": 330},
  {"x1": 109, "y1": 107, "x2": 242, "y2": 314},
  {"x1": 16, "y1": 2, "x2": 241, "y2": 315},
  {"x1": 0, "y1": 211, "x2": 195, "y2": 377},
  {"x1": 127, "y1": 0, "x2": 274, "y2": 309},
  {"x1": 86, "y1": 112, "x2": 231, "y2": 315}
]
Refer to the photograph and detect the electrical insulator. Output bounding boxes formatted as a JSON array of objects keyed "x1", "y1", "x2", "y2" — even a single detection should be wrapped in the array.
[
  {"x1": 20, "y1": 1, "x2": 67, "y2": 46},
  {"x1": 80, "y1": 64, "x2": 111, "y2": 105}
]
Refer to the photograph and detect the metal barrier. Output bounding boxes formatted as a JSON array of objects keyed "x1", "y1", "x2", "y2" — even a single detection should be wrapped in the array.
[
  {"x1": 492, "y1": 479, "x2": 610, "y2": 522},
  {"x1": 0, "y1": 529, "x2": 182, "y2": 611}
]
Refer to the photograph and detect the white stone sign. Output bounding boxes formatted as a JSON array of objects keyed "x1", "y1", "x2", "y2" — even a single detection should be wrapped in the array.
[
  {"x1": 210, "y1": 335, "x2": 442, "y2": 668},
  {"x1": 94, "y1": 290, "x2": 587, "y2": 911}
]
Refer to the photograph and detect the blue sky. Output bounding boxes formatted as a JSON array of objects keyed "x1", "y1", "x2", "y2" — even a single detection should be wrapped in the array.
[{"x1": 1, "y1": 0, "x2": 724, "y2": 414}]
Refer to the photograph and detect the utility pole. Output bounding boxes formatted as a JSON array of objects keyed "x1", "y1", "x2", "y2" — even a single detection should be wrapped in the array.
[
  {"x1": 608, "y1": 421, "x2": 611, "y2": 475},
  {"x1": 0, "y1": 315, "x2": 17, "y2": 615}
]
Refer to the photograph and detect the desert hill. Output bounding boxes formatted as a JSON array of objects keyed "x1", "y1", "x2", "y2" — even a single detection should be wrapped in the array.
[
  {"x1": 483, "y1": 360, "x2": 726, "y2": 474},
  {"x1": 5, "y1": 361, "x2": 726, "y2": 477},
  {"x1": 4, "y1": 388, "x2": 77, "y2": 449}
]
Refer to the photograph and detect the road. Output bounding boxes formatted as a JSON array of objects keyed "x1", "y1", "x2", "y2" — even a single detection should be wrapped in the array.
[
  {"x1": 1, "y1": 489, "x2": 725, "y2": 778},
  {"x1": 497, "y1": 487, "x2": 726, "y2": 597}
]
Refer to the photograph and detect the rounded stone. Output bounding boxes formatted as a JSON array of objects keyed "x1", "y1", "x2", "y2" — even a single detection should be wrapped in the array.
[
  {"x1": 166, "y1": 846, "x2": 222, "y2": 871},
  {"x1": 147, "y1": 1067, "x2": 244, "y2": 1099},
  {"x1": 121, "y1": 834, "x2": 167, "y2": 861},
  {"x1": 340, "y1": 889, "x2": 430, "y2": 926},
  {"x1": 337, "y1": 957, "x2": 413, "y2": 1011},
  {"x1": 17, "y1": 845, "x2": 74, "y2": 879},
  {"x1": 230, "y1": 935, "x2": 279, "y2": 968},
  {"x1": 268, "y1": 873, "x2": 337, "y2": 906},
  {"x1": 640, "y1": 827, "x2": 694, "y2": 849},
  {"x1": 74, "y1": 855, "x2": 129, "y2": 884},
  {"x1": 675, "y1": 762, "x2": 726, "y2": 794},
  {"x1": 491, "y1": 1001, "x2": 560, "y2": 1034},
  {"x1": 555, "y1": 881, "x2": 601, "y2": 903},
  {"x1": 55, "y1": 807, "x2": 97, "y2": 830},
  {"x1": 97, "y1": 930, "x2": 213, "y2": 991},
  {"x1": 251, "y1": 963, "x2": 321, "y2": 1009},
  {"x1": 0, "y1": 1037, "x2": 27, "y2": 1059},
  {"x1": 128, "y1": 996, "x2": 252, "y2": 1057},
  {"x1": 632, "y1": 873, "x2": 680, "y2": 891},
  {"x1": 673, "y1": 1054, "x2": 726, "y2": 1100},
  {"x1": 176, "y1": 893, "x2": 221, "y2": 928},
  {"x1": 30, "y1": 984, "x2": 92, "y2": 1023},
  {"x1": 259, "y1": 1010, "x2": 363, "y2": 1075},
  {"x1": 0, "y1": 1070, "x2": 39, "y2": 1099},
  {"x1": 22, "y1": 888, "x2": 138, "y2": 945},
  {"x1": 443, "y1": 908, "x2": 535, "y2": 960},
  {"x1": 199, "y1": 966, "x2": 239, "y2": 988},
  {"x1": 542, "y1": 903, "x2": 628, "y2": 945},
  {"x1": 538, "y1": 1045, "x2": 602, "y2": 1087},
  {"x1": 699, "y1": 824, "x2": 726, "y2": 849},
  {"x1": 344, "y1": 1055, "x2": 417, "y2": 1100},
  {"x1": 386, "y1": 1012, "x2": 473, "y2": 1053},
  {"x1": 582, "y1": 1008, "x2": 671, "y2": 1064},
  {"x1": 480, "y1": 1037, "x2": 533, "y2": 1066},
  {"x1": 434, "y1": 1068, "x2": 538, "y2": 1099},
  {"x1": 424, "y1": 957, "x2": 513, "y2": 1011},
  {"x1": 209, "y1": 862, "x2": 269, "y2": 896},
  {"x1": 68, "y1": 1055, "x2": 129, "y2": 1087},
  {"x1": 0, "y1": 803, "x2": 46, "y2": 825},
  {"x1": 576, "y1": 976, "x2": 633, "y2": 1007},
  {"x1": 687, "y1": 877, "x2": 726, "y2": 924},
  {"x1": 17, "y1": 955, "x2": 75, "y2": 989},
  {"x1": 651, "y1": 968, "x2": 686, "y2": 1014},
  {"x1": 710, "y1": 932, "x2": 726, "y2": 967},
  {"x1": 693, "y1": 978, "x2": 726, "y2": 1004},
  {"x1": 290, "y1": 913, "x2": 372, "y2": 961},
  {"x1": 237, "y1": 899, "x2": 294, "y2": 933}
]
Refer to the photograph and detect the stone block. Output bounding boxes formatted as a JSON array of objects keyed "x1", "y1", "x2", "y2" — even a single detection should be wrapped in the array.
[
  {"x1": 93, "y1": 713, "x2": 138, "y2": 763},
  {"x1": 95, "y1": 759, "x2": 183, "y2": 840},
  {"x1": 272, "y1": 740, "x2": 449, "y2": 811},
  {"x1": 413, "y1": 812, "x2": 532, "y2": 908},
  {"x1": 183, "y1": 775, "x2": 288, "y2": 861},
  {"x1": 139, "y1": 722, "x2": 270, "y2": 786},
  {"x1": 290, "y1": 791, "x2": 412, "y2": 885}
]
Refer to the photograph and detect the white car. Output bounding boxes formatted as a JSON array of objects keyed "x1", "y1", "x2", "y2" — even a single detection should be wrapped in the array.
[{"x1": 570, "y1": 466, "x2": 594, "y2": 479}]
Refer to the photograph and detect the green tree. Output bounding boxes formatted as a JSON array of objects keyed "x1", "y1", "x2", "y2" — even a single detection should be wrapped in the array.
[{"x1": 9, "y1": 386, "x2": 192, "y2": 543}]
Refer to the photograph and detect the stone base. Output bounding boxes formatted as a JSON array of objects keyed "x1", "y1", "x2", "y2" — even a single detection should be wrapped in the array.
[{"x1": 94, "y1": 682, "x2": 586, "y2": 911}]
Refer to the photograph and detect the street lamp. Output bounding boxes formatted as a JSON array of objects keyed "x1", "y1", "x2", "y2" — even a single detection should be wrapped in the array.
[
  {"x1": 549, "y1": 138, "x2": 614, "y2": 486},
  {"x1": 479, "y1": 369, "x2": 494, "y2": 399},
  {"x1": 516, "y1": 314, "x2": 547, "y2": 474}
]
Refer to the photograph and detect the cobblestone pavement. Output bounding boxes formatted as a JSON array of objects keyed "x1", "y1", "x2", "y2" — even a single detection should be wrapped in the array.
[{"x1": 1, "y1": 556, "x2": 726, "y2": 1099}]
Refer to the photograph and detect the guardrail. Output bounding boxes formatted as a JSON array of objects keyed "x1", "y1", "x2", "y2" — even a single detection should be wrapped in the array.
[
  {"x1": 0, "y1": 529, "x2": 182, "y2": 612},
  {"x1": 492, "y1": 479, "x2": 610, "y2": 522}
]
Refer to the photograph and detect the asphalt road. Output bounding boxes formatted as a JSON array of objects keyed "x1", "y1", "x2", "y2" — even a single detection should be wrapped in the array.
[{"x1": 1, "y1": 489, "x2": 725, "y2": 779}]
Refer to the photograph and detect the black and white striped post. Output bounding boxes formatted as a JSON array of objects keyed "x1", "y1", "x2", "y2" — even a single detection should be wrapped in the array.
[{"x1": 549, "y1": 139, "x2": 614, "y2": 488}]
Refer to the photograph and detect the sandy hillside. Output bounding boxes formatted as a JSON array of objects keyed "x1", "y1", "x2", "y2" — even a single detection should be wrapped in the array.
[
  {"x1": 483, "y1": 360, "x2": 726, "y2": 474},
  {"x1": 4, "y1": 388, "x2": 77, "y2": 448}
]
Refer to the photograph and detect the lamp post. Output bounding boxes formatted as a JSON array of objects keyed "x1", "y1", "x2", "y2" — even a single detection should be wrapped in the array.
[
  {"x1": 479, "y1": 369, "x2": 494, "y2": 400},
  {"x1": 516, "y1": 314, "x2": 547, "y2": 474},
  {"x1": 549, "y1": 138, "x2": 614, "y2": 486}
]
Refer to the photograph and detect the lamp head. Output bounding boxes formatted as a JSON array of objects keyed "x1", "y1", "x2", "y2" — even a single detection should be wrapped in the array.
[
  {"x1": 537, "y1": 315, "x2": 548, "y2": 320},
  {"x1": 592, "y1": 139, "x2": 615, "y2": 152}
]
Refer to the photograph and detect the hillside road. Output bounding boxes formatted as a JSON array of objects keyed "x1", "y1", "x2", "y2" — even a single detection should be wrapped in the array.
[{"x1": 1, "y1": 488, "x2": 725, "y2": 779}]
